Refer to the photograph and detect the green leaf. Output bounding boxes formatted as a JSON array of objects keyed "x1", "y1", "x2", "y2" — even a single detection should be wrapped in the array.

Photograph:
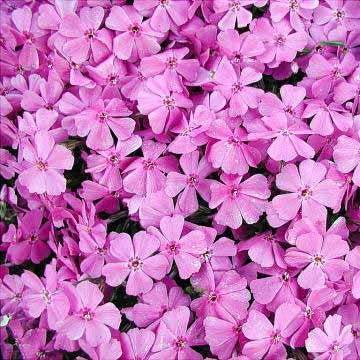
[{"x1": 1, "y1": 314, "x2": 11, "y2": 327}]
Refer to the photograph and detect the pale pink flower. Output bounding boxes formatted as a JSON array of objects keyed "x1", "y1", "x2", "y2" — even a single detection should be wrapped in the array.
[
  {"x1": 0, "y1": 274, "x2": 24, "y2": 315},
  {"x1": 209, "y1": 174, "x2": 270, "y2": 229},
  {"x1": 150, "y1": 306, "x2": 203, "y2": 360},
  {"x1": 60, "y1": 281, "x2": 121, "y2": 347},
  {"x1": 305, "y1": 314, "x2": 354, "y2": 360},
  {"x1": 213, "y1": 57, "x2": 263, "y2": 117},
  {"x1": 18, "y1": 131, "x2": 74, "y2": 195},
  {"x1": 120, "y1": 328, "x2": 155, "y2": 360},
  {"x1": 137, "y1": 75, "x2": 193, "y2": 134},
  {"x1": 102, "y1": 231, "x2": 168, "y2": 295},
  {"x1": 134, "y1": 0, "x2": 190, "y2": 33},
  {"x1": 105, "y1": 6, "x2": 162, "y2": 61},
  {"x1": 272, "y1": 159, "x2": 340, "y2": 221},
  {"x1": 285, "y1": 232, "x2": 349, "y2": 290},
  {"x1": 149, "y1": 215, "x2": 207, "y2": 279},
  {"x1": 333, "y1": 135, "x2": 360, "y2": 187},
  {"x1": 165, "y1": 151, "x2": 214, "y2": 216}
]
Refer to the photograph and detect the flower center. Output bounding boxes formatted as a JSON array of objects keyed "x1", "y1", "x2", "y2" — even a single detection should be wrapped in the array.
[
  {"x1": 163, "y1": 96, "x2": 175, "y2": 109},
  {"x1": 13, "y1": 293, "x2": 22, "y2": 301},
  {"x1": 273, "y1": 333, "x2": 281, "y2": 344},
  {"x1": 289, "y1": 0, "x2": 298, "y2": 11},
  {"x1": 335, "y1": 10, "x2": 345, "y2": 20},
  {"x1": 17, "y1": 65, "x2": 25, "y2": 75},
  {"x1": 301, "y1": 187, "x2": 312, "y2": 199},
  {"x1": 23, "y1": 31, "x2": 33, "y2": 44},
  {"x1": 230, "y1": 1, "x2": 240, "y2": 11},
  {"x1": 143, "y1": 160, "x2": 155, "y2": 170},
  {"x1": 108, "y1": 75, "x2": 118, "y2": 85},
  {"x1": 187, "y1": 175, "x2": 199, "y2": 187},
  {"x1": 167, "y1": 241, "x2": 180, "y2": 255},
  {"x1": 282, "y1": 272, "x2": 290, "y2": 282},
  {"x1": 305, "y1": 307, "x2": 314, "y2": 318},
  {"x1": 85, "y1": 29, "x2": 95, "y2": 39},
  {"x1": 42, "y1": 290, "x2": 51, "y2": 303},
  {"x1": 202, "y1": 250, "x2": 212, "y2": 262},
  {"x1": 130, "y1": 24, "x2": 141, "y2": 36},
  {"x1": 37, "y1": 161, "x2": 46, "y2": 171},
  {"x1": 228, "y1": 136, "x2": 241, "y2": 145},
  {"x1": 232, "y1": 83, "x2": 243, "y2": 93},
  {"x1": 159, "y1": 0, "x2": 170, "y2": 7},
  {"x1": 332, "y1": 342, "x2": 340, "y2": 352},
  {"x1": 312, "y1": 254, "x2": 325, "y2": 266},
  {"x1": 275, "y1": 35, "x2": 285, "y2": 46},
  {"x1": 233, "y1": 53, "x2": 242, "y2": 63},
  {"x1": 175, "y1": 337, "x2": 187, "y2": 350},
  {"x1": 82, "y1": 309, "x2": 93, "y2": 321},
  {"x1": 230, "y1": 187, "x2": 239, "y2": 198},
  {"x1": 36, "y1": 351, "x2": 46, "y2": 359},
  {"x1": 167, "y1": 57, "x2": 177, "y2": 69},
  {"x1": 284, "y1": 106, "x2": 293, "y2": 115},
  {"x1": 98, "y1": 112, "x2": 108, "y2": 122},
  {"x1": 109, "y1": 155, "x2": 120, "y2": 164},
  {"x1": 208, "y1": 291, "x2": 218, "y2": 302},
  {"x1": 129, "y1": 257, "x2": 142, "y2": 271},
  {"x1": 331, "y1": 67, "x2": 341, "y2": 79}
]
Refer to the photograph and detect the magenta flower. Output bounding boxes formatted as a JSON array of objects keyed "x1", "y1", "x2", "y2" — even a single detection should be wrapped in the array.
[
  {"x1": 120, "y1": 328, "x2": 155, "y2": 360},
  {"x1": 18, "y1": 131, "x2": 74, "y2": 195},
  {"x1": 59, "y1": 6, "x2": 111, "y2": 64},
  {"x1": 333, "y1": 135, "x2": 360, "y2": 187},
  {"x1": 165, "y1": 151, "x2": 214, "y2": 216},
  {"x1": 137, "y1": 75, "x2": 193, "y2": 134},
  {"x1": 149, "y1": 215, "x2": 207, "y2": 279},
  {"x1": 102, "y1": 231, "x2": 168, "y2": 295},
  {"x1": 252, "y1": 18, "x2": 308, "y2": 64},
  {"x1": 150, "y1": 306, "x2": 203, "y2": 360},
  {"x1": 60, "y1": 281, "x2": 121, "y2": 347},
  {"x1": 134, "y1": 0, "x2": 190, "y2": 33},
  {"x1": 74, "y1": 98, "x2": 135, "y2": 151},
  {"x1": 213, "y1": 0, "x2": 253, "y2": 30},
  {"x1": 123, "y1": 140, "x2": 178, "y2": 196},
  {"x1": 213, "y1": 57, "x2": 263, "y2": 117},
  {"x1": 191, "y1": 270, "x2": 250, "y2": 320},
  {"x1": 209, "y1": 173, "x2": 271, "y2": 229},
  {"x1": 285, "y1": 232, "x2": 349, "y2": 290},
  {"x1": 242, "y1": 305, "x2": 301, "y2": 360},
  {"x1": 105, "y1": 6, "x2": 162, "y2": 61},
  {"x1": 306, "y1": 314, "x2": 354, "y2": 359},
  {"x1": 272, "y1": 159, "x2": 340, "y2": 221},
  {"x1": 0, "y1": 274, "x2": 24, "y2": 315},
  {"x1": 207, "y1": 119, "x2": 261, "y2": 175}
]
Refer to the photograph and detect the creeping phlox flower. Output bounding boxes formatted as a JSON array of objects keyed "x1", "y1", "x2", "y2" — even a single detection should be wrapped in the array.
[{"x1": 0, "y1": 1, "x2": 359, "y2": 359}]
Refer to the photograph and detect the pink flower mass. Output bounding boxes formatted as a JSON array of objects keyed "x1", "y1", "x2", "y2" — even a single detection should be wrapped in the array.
[{"x1": 0, "y1": 1, "x2": 359, "y2": 359}]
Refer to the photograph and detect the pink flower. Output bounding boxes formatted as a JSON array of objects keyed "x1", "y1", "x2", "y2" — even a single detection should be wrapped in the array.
[
  {"x1": 252, "y1": 18, "x2": 308, "y2": 64},
  {"x1": 105, "y1": 6, "x2": 162, "y2": 61},
  {"x1": 213, "y1": 0, "x2": 253, "y2": 30},
  {"x1": 333, "y1": 135, "x2": 360, "y2": 187},
  {"x1": 305, "y1": 314, "x2": 354, "y2": 360},
  {"x1": 270, "y1": 0, "x2": 319, "y2": 31},
  {"x1": 123, "y1": 140, "x2": 178, "y2": 196},
  {"x1": 74, "y1": 98, "x2": 135, "y2": 151},
  {"x1": 120, "y1": 328, "x2": 155, "y2": 360},
  {"x1": 102, "y1": 231, "x2": 168, "y2": 295},
  {"x1": 130, "y1": 281, "x2": 190, "y2": 329},
  {"x1": 238, "y1": 230, "x2": 287, "y2": 269},
  {"x1": 59, "y1": 6, "x2": 111, "y2": 64},
  {"x1": 165, "y1": 151, "x2": 214, "y2": 216},
  {"x1": 213, "y1": 58, "x2": 263, "y2": 117},
  {"x1": 18, "y1": 131, "x2": 74, "y2": 195},
  {"x1": 204, "y1": 312, "x2": 246, "y2": 360},
  {"x1": 272, "y1": 159, "x2": 340, "y2": 221},
  {"x1": 306, "y1": 53, "x2": 356, "y2": 99},
  {"x1": 22, "y1": 266, "x2": 70, "y2": 329},
  {"x1": 79, "y1": 338, "x2": 122, "y2": 360},
  {"x1": 207, "y1": 119, "x2": 261, "y2": 174},
  {"x1": 303, "y1": 99, "x2": 353, "y2": 136},
  {"x1": 248, "y1": 111, "x2": 314, "y2": 162},
  {"x1": 285, "y1": 232, "x2": 349, "y2": 290},
  {"x1": 149, "y1": 215, "x2": 207, "y2": 279},
  {"x1": 209, "y1": 173, "x2": 270, "y2": 229},
  {"x1": 191, "y1": 270, "x2": 250, "y2": 320},
  {"x1": 0, "y1": 274, "x2": 24, "y2": 315},
  {"x1": 137, "y1": 75, "x2": 193, "y2": 134},
  {"x1": 242, "y1": 305, "x2": 301, "y2": 360},
  {"x1": 60, "y1": 281, "x2": 121, "y2": 347},
  {"x1": 150, "y1": 306, "x2": 203, "y2": 360},
  {"x1": 134, "y1": 0, "x2": 190, "y2": 33}
]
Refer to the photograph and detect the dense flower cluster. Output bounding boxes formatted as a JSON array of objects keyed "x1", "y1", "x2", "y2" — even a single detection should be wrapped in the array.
[{"x1": 0, "y1": 0, "x2": 359, "y2": 359}]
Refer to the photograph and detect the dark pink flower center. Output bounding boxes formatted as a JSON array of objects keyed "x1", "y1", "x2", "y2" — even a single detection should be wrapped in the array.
[
  {"x1": 230, "y1": 1, "x2": 241, "y2": 12},
  {"x1": 232, "y1": 83, "x2": 243, "y2": 93},
  {"x1": 284, "y1": 105, "x2": 294, "y2": 115},
  {"x1": 305, "y1": 307, "x2": 314, "y2": 318},
  {"x1": 208, "y1": 291, "x2": 218, "y2": 303},
  {"x1": 167, "y1": 57, "x2": 177, "y2": 69},
  {"x1": 36, "y1": 351, "x2": 46, "y2": 359},
  {"x1": 228, "y1": 136, "x2": 241, "y2": 145},
  {"x1": 163, "y1": 96, "x2": 175, "y2": 109},
  {"x1": 331, "y1": 67, "x2": 341, "y2": 79},
  {"x1": 187, "y1": 174, "x2": 199, "y2": 187},
  {"x1": 332, "y1": 342, "x2": 340, "y2": 352},
  {"x1": 85, "y1": 29, "x2": 95, "y2": 39},
  {"x1": 37, "y1": 161, "x2": 46, "y2": 171},
  {"x1": 23, "y1": 31, "x2": 34, "y2": 44},
  {"x1": 301, "y1": 187, "x2": 312, "y2": 199},
  {"x1": 265, "y1": 234, "x2": 274, "y2": 242},
  {"x1": 13, "y1": 293, "x2": 22, "y2": 301},
  {"x1": 42, "y1": 290, "x2": 51, "y2": 303},
  {"x1": 272, "y1": 332, "x2": 281, "y2": 344},
  {"x1": 275, "y1": 35, "x2": 286, "y2": 46},
  {"x1": 167, "y1": 241, "x2": 180, "y2": 255},
  {"x1": 289, "y1": 0, "x2": 298, "y2": 11},
  {"x1": 130, "y1": 24, "x2": 142, "y2": 36},
  {"x1": 335, "y1": 9, "x2": 345, "y2": 20},
  {"x1": 129, "y1": 257, "x2": 142, "y2": 271},
  {"x1": 109, "y1": 155, "x2": 120, "y2": 164},
  {"x1": 159, "y1": 0, "x2": 170, "y2": 7},
  {"x1": 175, "y1": 337, "x2": 187, "y2": 350},
  {"x1": 30, "y1": 234, "x2": 38, "y2": 243},
  {"x1": 233, "y1": 53, "x2": 242, "y2": 63},
  {"x1": 17, "y1": 65, "x2": 25, "y2": 75},
  {"x1": 230, "y1": 187, "x2": 239, "y2": 198},
  {"x1": 202, "y1": 250, "x2": 212, "y2": 262},
  {"x1": 143, "y1": 160, "x2": 155, "y2": 170},
  {"x1": 313, "y1": 254, "x2": 325, "y2": 266},
  {"x1": 108, "y1": 75, "x2": 118, "y2": 85},
  {"x1": 98, "y1": 112, "x2": 109, "y2": 122}
]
